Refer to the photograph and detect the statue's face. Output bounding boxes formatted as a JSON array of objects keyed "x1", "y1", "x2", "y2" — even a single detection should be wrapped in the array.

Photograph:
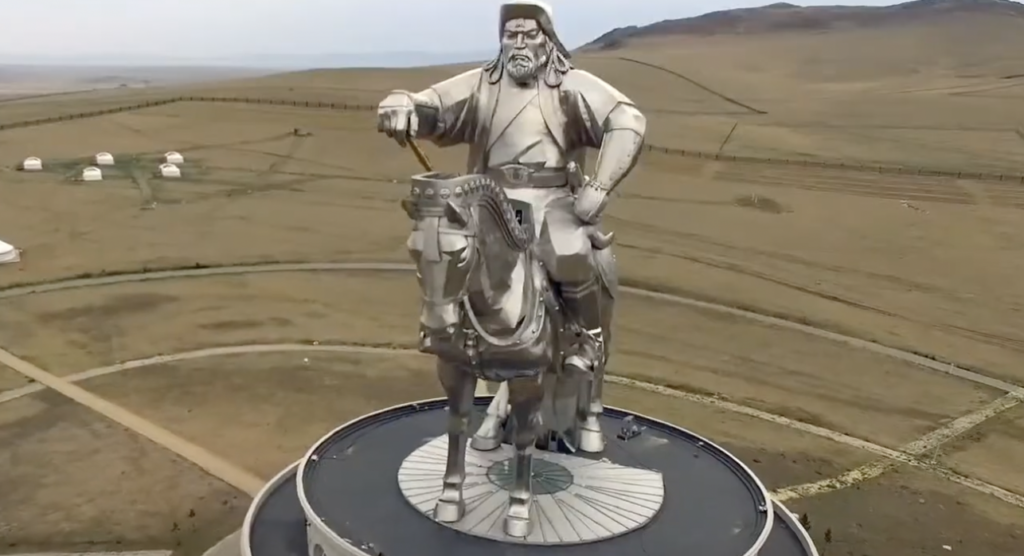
[{"x1": 501, "y1": 18, "x2": 548, "y2": 84}]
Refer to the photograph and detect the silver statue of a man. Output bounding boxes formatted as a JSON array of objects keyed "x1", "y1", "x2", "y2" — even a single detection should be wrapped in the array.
[{"x1": 378, "y1": 0, "x2": 645, "y2": 377}]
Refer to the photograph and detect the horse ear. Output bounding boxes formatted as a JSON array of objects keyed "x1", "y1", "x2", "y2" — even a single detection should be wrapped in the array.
[
  {"x1": 444, "y1": 201, "x2": 469, "y2": 226},
  {"x1": 400, "y1": 198, "x2": 417, "y2": 219}
]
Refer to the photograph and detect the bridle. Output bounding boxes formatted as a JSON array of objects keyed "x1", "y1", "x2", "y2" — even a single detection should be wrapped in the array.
[{"x1": 419, "y1": 223, "x2": 545, "y2": 351}]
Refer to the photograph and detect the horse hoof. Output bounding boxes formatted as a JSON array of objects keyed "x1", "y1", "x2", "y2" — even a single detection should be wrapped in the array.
[
  {"x1": 504, "y1": 515, "x2": 531, "y2": 538},
  {"x1": 434, "y1": 499, "x2": 465, "y2": 523},
  {"x1": 471, "y1": 434, "x2": 502, "y2": 452},
  {"x1": 578, "y1": 426, "x2": 605, "y2": 453}
]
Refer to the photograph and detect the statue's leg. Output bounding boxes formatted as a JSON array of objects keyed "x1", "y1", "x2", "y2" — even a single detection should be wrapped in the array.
[
  {"x1": 434, "y1": 359, "x2": 477, "y2": 523},
  {"x1": 539, "y1": 198, "x2": 604, "y2": 375},
  {"x1": 578, "y1": 246, "x2": 616, "y2": 453},
  {"x1": 539, "y1": 196, "x2": 606, "y2": 453},
  {"x1": 471, "y1": 380, "x2": 510, "y2": 451},
  {"x1": 541, "y1": 358, "x2": 577, "y2": 451},
  {"x1": 504, "y1": 374, "x2": 545, "y2": 538},
  {"x1": 595, "y1": 266, "x2": 615, "y2": 415},
  {"x1": 575, "y1": 369, "x2": 602, "y2": 453}
]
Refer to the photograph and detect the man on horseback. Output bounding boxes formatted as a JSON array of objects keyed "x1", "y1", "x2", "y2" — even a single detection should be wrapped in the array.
[{"x1": 377, "y1": 0, "x2": 646, "y2": 377}]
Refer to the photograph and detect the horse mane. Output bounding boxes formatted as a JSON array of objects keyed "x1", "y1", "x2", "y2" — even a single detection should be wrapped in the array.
[{"x1": 465, "y1": 176, "x2": 535, "y2": 252}]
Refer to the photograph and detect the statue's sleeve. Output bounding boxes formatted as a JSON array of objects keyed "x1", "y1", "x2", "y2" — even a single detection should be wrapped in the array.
[
  {"x1": 409, "y1": 68, "x2": 483, "y2": 147},
  {"x1": 561, "y1": 70, "x2": 647, "y2": 192}
]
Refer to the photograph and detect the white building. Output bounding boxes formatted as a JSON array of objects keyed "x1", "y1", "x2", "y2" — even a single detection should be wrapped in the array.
[
  {"x1": 82, "y1": 166, "x2": 103, "y2": 181},
  {"x1": 0, "y1": 239, "x2": 19, "y2": 264},
  {"x1": 164, "y1": 151, "x2": 184, "y2": 164},
  {"x1": 159, "y1": 163, "x2": 181, "y2": 178},
  {"x1": 19, "y1": 157, "x2": 42, "y2": 171},
  {"x1": 94, "y1": 152, "x2": 115, "y2": 165}
]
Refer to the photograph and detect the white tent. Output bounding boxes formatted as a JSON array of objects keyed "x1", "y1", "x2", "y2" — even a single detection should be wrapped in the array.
[
  {"x1": 0, "y1": 239, "x2": 19, "y2": 264},
  {"x1": 82, "y1": 166, "x2": 103, "y2": 181},
  {"x1": 164, "y1": 151, "x2": 184, "y2": 164},
  {"x1": 19, "y1": 157, "x2": 42, "y2": 171},
  {"x1": 94, "y1": 152, "x2": 114, "y2": 165},
  {"x1": 159, "y1": 163, "x2": 181, "y2": 178}
]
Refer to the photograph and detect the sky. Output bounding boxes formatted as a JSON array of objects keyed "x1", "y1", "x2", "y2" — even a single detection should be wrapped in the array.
[{"x1": 0, "y1": 0, "x2": 923, "y2": 65}]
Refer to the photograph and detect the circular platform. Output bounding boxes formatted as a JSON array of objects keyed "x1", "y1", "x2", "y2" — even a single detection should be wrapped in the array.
[
  {"x1": 397, "y1": 433, "x2": 666, "y2": 544},
  {"x1": 242, "y1": 398, "x2": 819, "y2": 556}
]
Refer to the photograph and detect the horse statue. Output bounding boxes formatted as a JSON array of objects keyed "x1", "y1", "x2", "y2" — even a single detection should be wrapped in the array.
[{"x1": 400, "y1": 171, "x2": 614, "y2": 537}]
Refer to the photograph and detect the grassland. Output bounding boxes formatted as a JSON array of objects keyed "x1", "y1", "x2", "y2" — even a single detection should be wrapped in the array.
[{"x1": 1, "y1": 13, "x2": 1024, "y2": 556}]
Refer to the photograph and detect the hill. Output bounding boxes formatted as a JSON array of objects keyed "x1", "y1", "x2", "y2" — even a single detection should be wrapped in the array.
[{"x1": 583, "y1": 0, "x2": 1024, "y2": 48}]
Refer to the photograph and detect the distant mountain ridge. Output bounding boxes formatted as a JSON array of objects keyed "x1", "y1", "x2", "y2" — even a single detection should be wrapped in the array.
[
  {"x1": 582, "y1": 0, "x2": 1024, "y2": 49},
  {"x1": 0, "y1": 50, "x2": 494, "y2": 70}
]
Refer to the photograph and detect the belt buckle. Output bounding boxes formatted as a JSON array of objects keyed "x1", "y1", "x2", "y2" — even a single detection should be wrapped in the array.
[{"x1": 502, "y1": 164, "x2": 531, "y2": 186}]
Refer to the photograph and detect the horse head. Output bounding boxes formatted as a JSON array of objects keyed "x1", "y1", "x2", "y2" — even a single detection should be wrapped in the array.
[
  {"x1": 401, "y1": 172, "x2": 536, "y2": 353},
  {"x1": 401, "y1": 173, "x2": 483, "y2": 351}
]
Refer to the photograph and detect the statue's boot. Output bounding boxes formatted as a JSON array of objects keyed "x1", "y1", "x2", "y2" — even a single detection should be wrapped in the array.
[
  {"x1": 561, "y1": 278, "x2": 605, "y2": 375},
  {"x1": 560, "y1": 278, "x2": 606, "y2": 453}
]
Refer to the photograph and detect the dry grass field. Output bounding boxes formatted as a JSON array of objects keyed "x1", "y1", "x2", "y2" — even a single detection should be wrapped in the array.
[{"x1": 2, "y1": 5, "x2": 1024, "y2": 556}]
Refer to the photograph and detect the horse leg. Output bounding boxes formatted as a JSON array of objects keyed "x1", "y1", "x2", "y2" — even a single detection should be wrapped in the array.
[
  {"x1": 578, "y1": 284, "x2": 613, "y2": 453},
  {"x1": 576, "y1": 371, "x2": 602, "y2": 453},
  {"x1": 434, "y1": 360, "x2": 477, "y2": 523},
  {"x1": 504, "y1": 374, "x2": 545, "y2": 538},
  {"x1": 471, "y1": 380, "x2": 510, "y2": 451}
]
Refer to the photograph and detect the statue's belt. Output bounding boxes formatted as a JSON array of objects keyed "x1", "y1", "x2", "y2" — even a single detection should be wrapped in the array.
[{"x1": 486, "y1": 165, "x2": 568, "y2": 189}]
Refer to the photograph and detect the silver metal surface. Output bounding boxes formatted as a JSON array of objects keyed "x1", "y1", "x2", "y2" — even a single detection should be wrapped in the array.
[
  {"x1": 296, "y1": 401, "x2": 436, "y2": 556},
  {"x1": 240, "y1": 461, "x2": 299, "y2": 556},
  {"x1": 402, "y1": 170, "x2": 611, "y2": 537},
  {"x1": 377, "y1": 2, "x2": 649, "y2": 537},
  {"x1": 398, "y1": 435, "x2": 664, "y2": 545},
  {"x1": 290, "y1": 398, "x2": 778, "y2": 556},
  {"x1": 773, "y1": 501, "x2": 821, "y2": 556}
]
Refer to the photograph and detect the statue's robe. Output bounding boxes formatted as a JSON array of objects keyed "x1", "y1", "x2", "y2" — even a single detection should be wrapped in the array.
[{"x1": 415, "y1": 66, "x2": 637, "y2": 176}]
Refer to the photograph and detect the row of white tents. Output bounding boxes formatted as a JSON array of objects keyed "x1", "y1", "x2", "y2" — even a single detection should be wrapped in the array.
[
  {"x1": 3, "y1": 151, "x2": 190, "y2": 264},
  {"x1": 78, "y1": 162, "x2": 181, "y2": 181},
  {"x1": 18, "y1": 151, "x2": 186, "y2": 181}
]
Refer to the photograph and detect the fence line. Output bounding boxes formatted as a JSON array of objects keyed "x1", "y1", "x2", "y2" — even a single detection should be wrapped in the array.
[
  {"x1": 640, "y1": 144, "x2": 1024, "y2": 183},
  {"x1": 2, "y1": 95, "x2": 1022, "y2": 184}
]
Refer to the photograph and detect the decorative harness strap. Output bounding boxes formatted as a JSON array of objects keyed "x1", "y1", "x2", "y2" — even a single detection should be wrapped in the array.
[{"x1": 461, "y1": 251, "x2": 545, "y2": 349}]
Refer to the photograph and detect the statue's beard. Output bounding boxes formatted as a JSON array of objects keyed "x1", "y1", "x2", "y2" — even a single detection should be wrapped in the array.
[{"x1": 505, "y1": 51, "x2": 541, "y2": 84}]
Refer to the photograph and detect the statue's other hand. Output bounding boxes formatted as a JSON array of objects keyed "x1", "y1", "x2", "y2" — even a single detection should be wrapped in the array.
[
  {"x1": 574, "y1": 180, "x2": 610, "y2": 224},
  {"x1": 377, "y1": 91, "x2": 419, "y2": 148}
]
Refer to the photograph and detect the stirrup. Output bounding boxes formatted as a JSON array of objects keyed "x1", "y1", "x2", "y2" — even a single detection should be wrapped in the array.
[
  {"x1": 583, "y1": 327, "x2": 604, "y2": 345},
  {"x1": 566, "y1": 327, "x2": 604, "y2": 373}
]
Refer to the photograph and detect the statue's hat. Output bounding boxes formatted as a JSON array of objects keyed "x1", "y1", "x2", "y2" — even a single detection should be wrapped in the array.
[{"x1": 499, "y1": 1, "x2": 570, "y2": 59}]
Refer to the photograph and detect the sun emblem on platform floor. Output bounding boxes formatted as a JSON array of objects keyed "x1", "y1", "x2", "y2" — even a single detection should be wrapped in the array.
[{"x1": 397, "y1": 435, "x2": 665, "y2": 545}]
